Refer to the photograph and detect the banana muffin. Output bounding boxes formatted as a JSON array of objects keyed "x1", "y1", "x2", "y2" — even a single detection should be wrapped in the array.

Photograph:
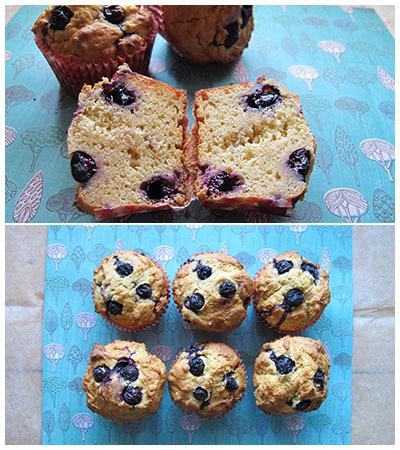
[
  {"x1": 254, "y1": 251, "x2": 330, "y2": 333},
  {"x1": 93, "y1": 250, "x2": 169, "y2": 331},
  {"x1": 156, "y1": 5, "x2": 254, "y2": 64},
  {"x1": 191, "y1": 77, "x2": 317, "y2": 215},
  {"x1": 32, "y1": 5, "x2": 157, "y2": 96},
  {"x1": 168, "y1": 342, "x2": 246, "y2": 417},
  {"x1": 83, "y1": 340, "x2": 167, "y2": 423},
  {"x1": 253, "y1": 336, "x2": 330, "y2": 414},
  {"x1": 68, "y1": 64, "x2": 190, "y2": 219},
  {"x1": 173, "y1": 252, "x2": 254, "y2": 333}
]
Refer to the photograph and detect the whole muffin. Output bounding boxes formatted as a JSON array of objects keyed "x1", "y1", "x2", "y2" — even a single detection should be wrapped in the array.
[
  {"x1": 82, "y1": 340, "x2": 167, "y2": 423},
  {"x1": 157, "y1": 6, "x2": 254, "y2": 64},
  {"x1": 32, "y1": 5, "x2": 157, "y2": 96},
  {"x1": 168, "y1": 342, "x2": 246, "y2": 417},
  {"x1": 254, "y1": 251, "x2": 330, "y2": 333},
  {"x1": 93, "y1": 250, "x2": 169, "y2": 331},
  {"x1": 254, "y1": 336, "x2": 330, "y2": 414},
  {"x1": 173, "y1": 252, "x2": 254, "y2": 333}
]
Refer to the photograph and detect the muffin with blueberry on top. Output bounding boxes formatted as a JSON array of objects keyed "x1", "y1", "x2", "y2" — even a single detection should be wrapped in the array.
[
  {"x1": 32, "y1": 5, "x2": 158, "y2": 96},
  {"x1": 168, "y1": 342, "x2": 246, "y2": 417},
  {"x1": 93, "y1": 250, "x2": 169, "y2": 331},
  {"x1": 253, "y1": 336, "x2": 330, "y2": 414},
  {"x1": 173, "y1": 252, "x2": 254, "y2": 333},
  {"x1": 82, "y1": 340, "x2": 167, "y2": 423},
  {"x1": 254, "y1": 251, "x2": 330, "y2": 333}
]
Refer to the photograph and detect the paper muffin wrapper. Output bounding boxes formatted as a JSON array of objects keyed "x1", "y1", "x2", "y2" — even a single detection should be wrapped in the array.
[
  {"x1": 34, "y1": 12, "x2": 158, "y2": 97},
  {"x1": 93, "y1": 253, "x2": 170, "y2": 333}
]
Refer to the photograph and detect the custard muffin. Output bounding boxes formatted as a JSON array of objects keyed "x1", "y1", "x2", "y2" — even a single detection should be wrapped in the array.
[
  {"x1": 83, "y1": 340, "x2": 167, "y2": 423},
  {"x1": 32, "y1": 5, "x2": 157, "y2": 96},
  {"x1": 155, "y1": 5, "x2": 254, "y2": 64},
  {"x1": 93, "y1": 250, "x2": 169, "y2": 331},
  {"x1": 173, "y1": 252, "x2": 254, "y2": 333},
  {"x1": 254, "y1": 251, "x2": 330, "y2": 333},
  {"x1": 191, "y1": 77, "x2": 317, "y2": 215},
  {"x1": 168, "y1": 342, "x2": 246, "y2": 417},
  {"x1": 254, "y1": 336, "x2": 330, "y2": 414}
]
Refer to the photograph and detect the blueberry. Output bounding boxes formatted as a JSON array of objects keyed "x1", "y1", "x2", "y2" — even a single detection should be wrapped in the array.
[
  {"x1": 188, "y1": 344, "x2": 203, "y2": 354},
  {"x1": 93, "y1": 365, "x2": 110, "y2": 382},
  {"x1": 301, "y1": 261, "x2": 319, "y2": 282},
  {"x1": 268, "y1": 350, "x2": 295, "y2": 375},
  {"x1": 106, "y1": 300, "x2": 123, "y2": 315},
  {"x1": 206, "y1": 171, "x2": 243, "y2": 196},
  {"x1": 244, "y1": 84, "x2": 282, "y2": 110},
  {"x1": 120, "y1": 364, "x2": 139, "y2": 382},
  {"x1": 103, "y1": 82, "x2": 136, "y2": 106},
  {"x1": 189, "y1": 357, "x2": 204, "y2": 376},
  {"x1": 295, "y1": 399, "x2": 311, "y2": 411},
  {"x1": 114, "y1": 259, "x2": 134, "y2": 277},
  {"x1": 184, "y1": 293, "x2": 205, "y2": 312},
  {"x1": 193, "y1": 386, "x2": 208, "y2": 402},
  {"x1": 224, "y1": 22, "x2": 240, "y2": 48},
  {"x1": 103, "y1": 5, "x2": 126, "y2": 24},
  {"x1": 241, "y1": 6, "x2": 253, "y2": 28},
  {"x1": 282, "y1": 288, "x2": 304, "y2": 312},
  {"x1": 122, "y1": 385, "x2": 142, "y2": 406},
  {"x1": 219, "y1": 280, "x2": 237, "y2": 298},
  {"x1": 195, "y1": 264, "x2": 212, "y2": 280},
  {"x1": 313, "y1": 369, "x2": 325, "y2": 390},
  {"x1": 70, "y1": 151, "x2": 97, "y2": 184},
  {"x1": 274, "y1": 259, "x2": 294, "y2": 275},
  {"x1": 49, "y1": 6, "x2": 74, "y2": 30},
  {"x1": 113, "y1": 358, "x2": 130, "y2": 371},
  {"x1": 287, "y1": 148, "x2": 311, "y2": 181},
  {"x1": 136, "y1": 283, "x2": 152, "y2": 299},
  {"x1": 141, "y1": 176, "x2": 178, "y2": 201},
  {"x1": 224, "y1": 373, "x2": 239, "y2": 392}
]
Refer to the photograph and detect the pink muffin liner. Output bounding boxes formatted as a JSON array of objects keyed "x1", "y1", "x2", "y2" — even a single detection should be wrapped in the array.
[{"x1": 34, "y1": 12, "x2": 158, "y2": 97}]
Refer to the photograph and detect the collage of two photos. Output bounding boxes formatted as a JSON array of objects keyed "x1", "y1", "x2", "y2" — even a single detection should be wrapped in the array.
[{"x1": 4, "y1": 3, "x2": 395, "y2": 446}]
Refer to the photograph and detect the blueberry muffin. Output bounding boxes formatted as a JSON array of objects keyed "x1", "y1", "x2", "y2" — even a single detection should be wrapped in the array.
[
  {"x1": 82, "y1": 340, "x2": 167, "y2": 423},
  {"x1": 191, "y1": 77, "x2": 317, "y2": 215},
  {"x1": 253, "y1": 336, "x2": 330, "y2": 414},
  {"x1": 32, "y1": 5, "x2": 158, "y2": 96},
  {"x1": 155, "y1": 6, "x2": 254, "y2": 64},
  {"x1": 254, "y1": 251, "x2": 330, "y2": 333},
  {"x1": 173, "y1": 252, "x2": 254, "y2": 333},
  {"x1": 168, "y1": 342, "x2": 246, "y2": 417},
  {"x1": 93, "y1": 250, "x2": 169, "y2": 331},
  {"x1": 68, "y1": 64, "x2": 190, "y2": 219}
]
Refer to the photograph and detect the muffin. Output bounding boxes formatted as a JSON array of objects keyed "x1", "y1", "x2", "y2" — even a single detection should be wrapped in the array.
[
  {"x1": 172, "y1": 252, "x2": 254, "y2": 333},
  {"x1": 82, "y1": 340, "x2": 167, "y2": 423},
  {"x1": 68, "y1": 64, "x2": 190, "y2": 219},
  {"x1": 93, "y1": 250, "x2": 169, "y2": 331},
  {"x1": 253, "y1": 336, "x2": 330, "y2": 414},
  {"x1": 155, "y1": 5, "x2": 254, "y2": 64},
  {"x1": 168, "y1": 342, "x2": 246, "y2": 417},
  {"x1": 191, "y1": 77, "x2": 317, "y2": 215},
  {"x1": 254, "y1": 251, "x2": 330, "y2": 333},
  {"x1": 32, "y1": 5, "x2": 158, "y2": 96}
]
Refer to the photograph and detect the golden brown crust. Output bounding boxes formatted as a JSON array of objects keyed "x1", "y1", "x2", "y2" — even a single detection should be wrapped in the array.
[
  {"x1": 172, "y1": 252, "x2": 254, "y2": 333},
  {"x1": 82, "y1": 340, "x2": 167, "y2": 423},
  {"x1": 253, "y1": 336, "x2": 330, "y2": 414},
  {"x1": 168, "y1": 342, "x2": 246, "y2": 418},
  {"x1": 93, "y1": 250, "x2": 169, "y2": 331},
  {"x1": 254, "y1": 251, "x2": 330, "y2": 333}
]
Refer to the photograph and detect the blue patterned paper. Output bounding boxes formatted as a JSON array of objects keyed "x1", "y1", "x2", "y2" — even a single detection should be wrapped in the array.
[
  {"x1": 5, "y1": 5, "x2": 395, "y2": 223},
  {"x1": 42, "y1": 225, "x2": 353, "y2": 444}
]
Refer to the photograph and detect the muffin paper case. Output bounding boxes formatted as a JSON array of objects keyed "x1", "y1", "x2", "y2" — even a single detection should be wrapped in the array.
[{"x1": 33, "y1": 14, "x2": 158, "y2": 97}]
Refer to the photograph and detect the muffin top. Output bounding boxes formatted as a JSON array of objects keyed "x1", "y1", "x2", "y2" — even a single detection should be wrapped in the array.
[
  {"x1": 254, "y1": 251, "x2": 330, "y2": 333},
  {"x1": 253, "y1": 336, "x2": 330, "y2": 414},
  {"x1": 173, "y1": 252, "x2": 254, "y2": 333},
  {"x1": 93, "y1": 250, "x2": 169, "y2": 331},
  {"x1": 32, "y1": 5, "x2": 156, "y2": 61},
  {"x1": 82, "y1": 340, "x2": 167, "y2": 423},
  {"x1": 168, "y1": 342, "x2": 246, "y2": 418}
]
